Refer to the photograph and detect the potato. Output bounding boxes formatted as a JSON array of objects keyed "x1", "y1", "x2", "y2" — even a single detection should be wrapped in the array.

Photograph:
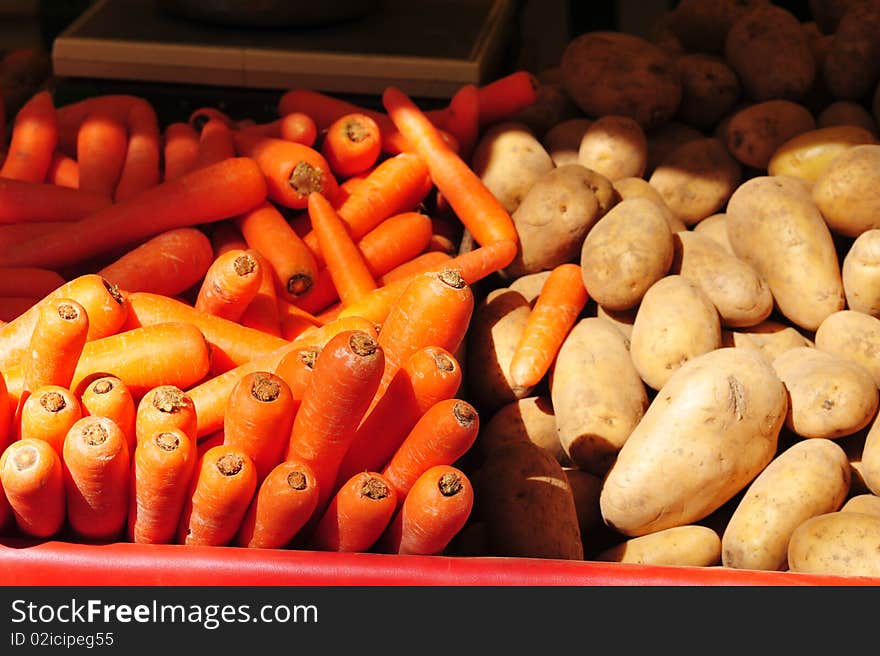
[
  {"x1": 767, "y1": 125, "x2": 877, "y2": 185},
  {"x1": 822, "y1": 1, "x2": 880, "y2": 101},
  {"x1": 667, "y1": 0, "x2": 768, "y2": 54},
  {"x1": 471, "y1": 121, "x2": 554, "y2": 214},
  {"x1": 808, "y1": 0, "x2": 862, "y2": 34},
  {"x1": 723, "y1": 320, "x2": 814, "y2": 364},
  {"x1": 724, "y1": 4, "x2": 815, "y2": 102},
  {"x1": 788, "y1": 511, "x2": 880, "y2": 577},
  {"x1": 477, "y1": 395, "x2": 568, "y2": 466},
  {"x1": 649, "y1": 137, "x2": 742, "y2": 226},
  {"x1": 550, "y1": 317, "x2": 648, "y2": 476},
  {"x1": 842, "y1": 229, "x2": 880, "y2": 316},
  {"x1": 645, "y1": 121, "x2": 704, "y2": 175},
  {"x1": 507, "y1": 270, "x2": 551, "y2": 305},
  {"x1": 476, "y1": 441, "x2": 584, "y2": 560},
  {"x1": 580, "y1": 197, "x2": 674, "y2": 312},
  {"x1": 675, "y1": 53, "x2": 741, "y2": 129},
  {"x1": 839, "y1": 429, "x2": 871, "y2": 496},
  {"x1": 772, "y1": 347, "x2": 878, "y2": 439},
  {"x1": 817, "y1": 101, "x2": 879, "y2": 135},
  {"x1": 577, "y1": 115, "x2": 647, "y2": 182},
  {"x1": 541, "y1": 117, "x2": 593, "y2": 167},
  {"x1": 814, "y1": 310, "x2": 880, "y2": 387},
  {"x1": 722, "y1": 438, "x2": 850, "y2": 571},
  {"x1": 596, "y1": 525, "x2": 722, "y2": 567},
  {"x1": 840, "y1": 494, "x2": 880, "y2": 517},
  {"x1": 596, "y1": 304, "x2": 637, "y2": 342},
  {"x1": 612, "y1": 176, "x2": 686, "y2": 233},
  {"x1": 861, "y1": 413, "x2": 880, "y2": 495},
  {"x1": 600, "y1": 347, "x2": 788, "y2": 537},
  {"x1": 812, "y1": 144, "x2": 880, "y2": 237},
  {"x1": 692, "y1": 213, "x2": 734, "y2": 254},
  {"x1": 560, "y1": 31, "x2": 681, "y2": 130},
  {"x1": 565, "y1": 468, "x2": 604, "y2": 536},
  {"x1": 726, "y1": 175, "x2": 845, "y2": 331},
  {"x1": 629, "y1": 275, "x2": 722, "y2": 390},
  {"x1": 724, "y1": 100, "x2": 816, "y2": 170},
  {"x1": 672, "y1": 230, "x2": 773, "y2": 328},
  {"x1": 505, "y1": 164, "x2": 615, "y2": 279},
  {"x1": 511, "y1": 80, "x2": 579, "y2": 139}
]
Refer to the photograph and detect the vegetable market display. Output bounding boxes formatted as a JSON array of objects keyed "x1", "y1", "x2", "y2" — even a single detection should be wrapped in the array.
[{"x1": 2, "y1": 0, "x2": 880, "y2": 584}]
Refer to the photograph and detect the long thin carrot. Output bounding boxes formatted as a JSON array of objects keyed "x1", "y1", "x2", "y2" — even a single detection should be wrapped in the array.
[
  {"x1": 193, "y1": 118, "x2": 236, "y2": 171},
  {"x1": 235, "y1": 459, "x2": 319, "y2": 549},
  {"x1": 0, "y1": 267, "x2": 64, "y2": 299},
  {"x1": 0, "y1": 90, "x2": 57, "y2": 183},
  {"x1": 177, "y1": 444, "x2": 257, "y2": 546},
  {"x1": 45, "y1": 151, "x2": 79, "y2": 188},
  {"x1": 21, "y1": 297, "x2": 89, "y2": 393},
  {"x1": 0, "y1": 437, "x2": 65, "y2": 538},
  {"x1": 55, "y1": 95, "x2": 152, "y2": 155},
  {"x1": 62, "y1": 414, "x2": 131, "y2": 541},
  {"x1": 128, "y1": 427, "x2": 197, "y2": 544},
  {"x1": 309, "y1": 471, "x2": 397, "y2": 552},
  {"x1": 321, "y1": 112, "x2": 382, "y2": 178},
  {"x1": 443, "y1": 84, "x2": 480, "y2": 161},
  {"x1": 238, "y1": 250, "x2": 283, "y2": 337},
  {"x1": 76, "y1": 109, "x2": 127, "y2": 197},
  {"x1": 113, "y1": 100, "x2": 160, "y2": 202},
  {"x1": 135, "y1": 385, "x2": 198, "y2": 446},
  {"x1": 0, "y1": 177, "x2": 112, "y2": 224},
  {"x1": 16, "y1": 385, "x2": 82, "y2": 455},
  {"x1": 162, "y1": 121, "x2": 199, "y2": 181},
  {"x1": 79, "y1": 375, "x2": 136, "y2": 454},
  {"x1": 194, "y1": 248, "x2": 262, "y2": 322},
  {"x1": 378, "y1": 251, "x2": 452, "y2": 285},
  {"x1": 382, "y1": 86, "x2": 518, "y2": 247},
  {"x1": 2, "y1": 156, "x2": 268, "y2": 270},
  {"x1": 509, "y1": 263, "x2": 589, "y2": 390}
]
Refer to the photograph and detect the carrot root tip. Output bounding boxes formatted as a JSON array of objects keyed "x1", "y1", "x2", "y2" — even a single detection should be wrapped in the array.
[
  {"x1": 153, "y1": 386, "x2": 186, "y2": 413},
  {"x1": 156, "y1": 432, "x2": 180, "y2": 452},
  {"x1": 289, "y1": 163, "x2": 326, "y2": 196},
  {"x1": 91, "y1": 379, "x2": 115, "y2": 395},
  {"x1": 216, "y1": 453, "x2": 244, "y2": 476},
  {"x1": 349, "y1": 332, "x2": 378, "y2": 357},
  {"x1": 453, "y1": 401, "x2": 476, "y2": 427},
  {"x1": 288, "y1": 273, "x2": 314, "y2": 296},
  {"x1": 287, "y1": 471, "x2": 308, "y2": 491},
  {"x1": 81, "y1": 423, "x2": 108, "y2": 446},
  {"x1": 58, "y1": 303, "x2": 80, "y2": 320},
  {"x1": 12, "y1": 445, "x2": 38, "y2": 471},
  {"x1": 40, "y1": 391, "x2": 67, "y2": 413},
  {"x1": 359, "y1": 475, "x2": 390, "y2": 500},
  {"x1": 438, "y1": 268, "x2": 466, "y2": 289},
  {"x1": 251, "y1": 374, "x2": 281, "y2": 402},
  {"x1": 234, "y1": 254, "x2": 258, "y2": 276}
]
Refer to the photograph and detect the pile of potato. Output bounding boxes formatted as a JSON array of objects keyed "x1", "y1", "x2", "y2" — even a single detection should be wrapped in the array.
[{"x1": 450, "y1": 0, "x2": 880, "y2": 580}]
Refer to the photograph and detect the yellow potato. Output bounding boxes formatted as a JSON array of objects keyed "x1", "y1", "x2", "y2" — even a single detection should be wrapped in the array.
[
  {"x1": 724, "y1": 100, "x2": 816, "y2": 169},
  {"x1": 814, "y1": 310, "x2": 880, "y2": 387},
  {"x1": 577, "y1": 115, "x2": 648, "y2": 182},
  {"x1": 692, "y1": 213, "x2": 734, "y2": 254},
  {"x1": 565, "y1": 468, "x2": 604, "y2": 537},
  {"x1": 842, "y1": 229, "x2": 880, "y2": 316},
  {"x1": 507, "y1": 270, "x2": 552, "y2": 306},
  {"x1": 840, "y1": 494, "x2": 880, "y2": 517},
  {"x1": 812, "y1": 144, "x2": 880, "y2": 237},
  {"x1": 861, "y1": 412, "x2": 880, "y2": 496},
  {"x1": 612, "y1": 176, "x2": 686, "y2": 233},
  {"x1": 596, "y1": 525, "x2": 722, "y2": 567},
  {"x1": 767, "y1": 125, "x2": 877, "y2": 185},
  {"x1": 722, "y1": 319, "x2": 814, "y2": 364},
  {"x1": 788, "y1": 511, "x2": 880, "y2": 577}
]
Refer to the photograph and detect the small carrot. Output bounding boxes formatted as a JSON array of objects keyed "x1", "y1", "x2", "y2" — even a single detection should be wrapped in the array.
[
  {"x1": 0, "y1": 267, "x2": 64, "y2": 299},
  {"x1": 0, "y1": 437, "x2": 65, "y2": 538},
  {"x1": 21, "y1": 297, "x2": 89, "y2": 393},
  {"x1": 378, "y1": 251, "x2": 453, "y2": 285},
  {"x1": 162, "y1": 121, "x2": 199, "y2": 181},
  {"x1": 76, "y1": 109, "x2": 127, "y2": 197},
  {"x1": 509, "y1": 263, "x2": 589, "y2": 390},
  {"x1": 223, "y1": 371, "x2": 296, "y2": 482},
  {"x1": 62, "y1": 414, "x2": 131, "y2": 541},
  {"x1": 0, "y1": 90, "x2": 57, "y2": 183},
  {"x1": 194, "y1": 248, "x2": 262, "y2": 322},
  {"x1": 188, "y1": 107, "x2": 236, "y2": 132},
  {"x1": 321, "y1": 112, "x2": 382, "y2": 178},
  {"x1": 114, "y1": 100, "x2": 161, "y2": 202},
  {"x1": 279, "y1": 112, "x2": 318, "y2": 146},
  {"x1": 128, "y1": 427, "x2": 197, "y2": 544},
  {"x1": 177, "y1": 444, "x2": 257, "y2": 546},
  {"x1": 194, "y1": 118, "x2": 236, "y2": 170},
  {"x1": 79, "y1": 375, "x2": 137, "y2": 454},
  {"x1": 135, "y1": 385, "x2": 197, "y2": 446},
  {"x1": 0, "y1": 177, "x2": 112, "y2": 224},
  {"x1": 309, "y1": 471, "x2": 397, "y2": 552},
  {"x1": 470, "y1": 70, "x2": 539, "y2": 129},
  {"x1": 443, "y1": 83, "x2": 480, "y2": 161},
  {"x1": 46, "y1": 151, "x2": 79, "y2": 188},
  {"x1": 17, "y1": 385, "x2": 82, "y2": 455},
  {"x1": 276, "y1": 88, "x2": 396, "y2": 142},
  {"x1": 377, "y1": 464, "x2": 474, "y2": 555},
  {"x1": 238, "y1": 250, "x2": 283, "y2": 337},
  {"x1": 235, "y1": 459, "x2": 319, "y2": 549}
]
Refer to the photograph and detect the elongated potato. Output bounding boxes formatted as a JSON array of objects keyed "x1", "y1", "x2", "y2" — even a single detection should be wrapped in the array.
[
  {"x1": 722, "y1": 438, "x2": 850, "y2": 571},
  {"x1": 812, "y1": 144, "x2": 880, "y2": 237},
  {"x1": 596, "y1": 525, "x2": 722, "y2": 567},
  {"x1": 577, "y1": 115, "x2": 647, "y2": 182},
  {"x1": 477, "y1": 395, "x2": 568, "y2": 466},
  {"x1": 692, "y1": 213, "x2": 734, "y2": 254},
  {"x1": 723, "y1": 319, "x2": 814, "y2": 363},
  {"x1": 675, "y1": 53, "x2": 741, "y2": 129},
  {"x1": 541, "y1": 117, "x2": 593, "y2": 167},
  {"x1": 550, "y1": 317, "x2": 648, "y2": 476},
  {"x1": 788, "y1": 511, "x2": 880, "y2": 577},
  {"x1": 815, "y1": 310, "x2": 880, "y2": 387},
  {"x1": 767, "y1": 125, "x2": 877, "y2": 185},
  {"x1": 724, "y1": 101, "x2": 816, "y2": 170},
  {"x1": 612, "y1": 176, "x2": 686, "y2": 233},
  {"x1": 840, "y1": 494, "x2": 880, "y2": 517},
  {"x1": 726, "y1": 175, "x2": 844, "y2": 331},
  {"x1": 630, "y1": 275, "x2": 722, "y2": 391},
  {"x1": 600, "y1": 347, "x2": 788, "y2": 537},
  {"x1": 842, "y1": 229, "x2": 880, "y2": 316}
]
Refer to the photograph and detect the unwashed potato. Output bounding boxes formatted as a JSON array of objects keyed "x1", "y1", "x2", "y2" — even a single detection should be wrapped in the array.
[
  {"x1": 541, "y1": 117, "x2": 593, "y2": 167},
  {"x1": 507, "y1": 270, "x2": 552, "y2": 305},
  {"x1": 675, "y1": 53, "x2": 741, "y2": 129},
  {"x1": 666, "y1": 0, "x2": 768, "y2": 54},
  {"x1": 692, "y1": 213, "x2": 734, "y2": 254},
  {"x1": 511, "y1": 77, "x2": 580, "y2": 139},
  {"x1": 600, "y1": 347, "x2": 788, "y2": 537},
  {"x1": 649, "y1": 137, "x2": 742, "y2": 226},
  {"x1": 477, "y1": 395, "x2": 568, "y2": 466},
  {"x1": 840, "y1": 494, "x2": 880, "y2": 517},
  {"x1": 726, "y1": 175, "x2": 845, "y2": 332},
  {"x1": 724, "y1": 100, "x2": 816, "y2": 170},
  {"x1": 645, "y1": 121, "x2": 704, "y2": 176},
  {"x1": 842, "y1": 229, "x2": 880, "y2": 316},
  {"x1": 788, "y1": 511, "x2": 880, "y2": 577},
  {"x1": 550, "y1": 317, "x2": 648, "y2": 476},
  {"x1": 815, "y1": 310, "x2": 880, "y2": 387},
  {"x1": 723, "y1": 320, "x2": 815, "y2": 364},
  {"x1": 596, "y1": 525, "x2": 722, "y2": 568},
  {"x1": 580, "y1": 197, "x2": 674, "y2": 312},
  {"x1": 577, "y1": 115, "x2": 647, "y2": 182},
  {"x1": 822, "y1": 1, "x2": 880, "y2": 101},
  {"x1": 560, "y1": 31, "x2": 682, "y2": 130},
  {"x1": 612, "y1": 176, "x2": 686, "y2": 233},
  {"x1": 812, "y1": 144, "x2": 880, "y2": 237},
  {"x1": 629, "y1": 274, "x2": 722, "y2": 390},
  {"x1": 721, "y1": 438, "x2": 851, "y2": 571},
  {"x1": 817, "y1": 101, "x2": 879, "y2": 135},
  {"x1": 767, "y1": 125, "x2": 877, "y2": 185}
]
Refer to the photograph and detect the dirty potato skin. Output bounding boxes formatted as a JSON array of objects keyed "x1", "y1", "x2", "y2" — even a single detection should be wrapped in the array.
[
  {"x1": 724, "y1": 100, "x2": 817, "y2": 170},
  {"x1": 822, "y1": 0, "x2": 880, "y2": 101},
  {"x1": 612, "y1": 176, "x2": 686, "y2": 233},
  {"x1": 667, "y1": 0, "x2": 769, "y2": 54},
  {"x1": 477, "y1": 395, "x2": 568, "y2": 466},
  {"x1": 675, "y1": 53, "x2": 742, "y2": 129},
  {"x1": 541, "y1": 117, "x2": 593, "y2": 167},
  {"x1": 812, "y1": 144, "x2": 880, "y2": 237},
  {"x1": 722, "y1": 319, "x2": 814, "y2": 364},
  {"x1": 787, "y1": 511, "x2": 880, "y2": 578},
  {"x1": 767, "y1": 125, "x2": 877, "y2": 185},
  {"x1": 842, "y1": 229, "x2": 880, "y2": 317}
]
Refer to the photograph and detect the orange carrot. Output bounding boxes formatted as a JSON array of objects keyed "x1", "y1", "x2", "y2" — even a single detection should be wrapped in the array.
[
  {"x1": 0, "y1": 177, "x2": 112, "y2": 224},
  {"x1": 188, "y1": 107, "x2": 236, "y2": 132},
  {"x1": 383, "y1": 86, "x2": 518, "y2": 247},
  {"x1": 0, "y1": 90, "x2": 57, "y2": 183},
  {"x1": 62, "y1": 414, "x2": 130, "y2": 541},
  {"x1": 235, "y1": 459, "x2": 319, "y2": 549},
  {"x1": 194, "y1": 118, "x2": 236, "y2": 170},
  {"x1": 79, "y1": 375, "x2": 136, "y2": 454},
  {"x1": 0, "y1": 267, "x2": 64, "y2": 299},
  {"x1": 223, "y1": 371, "x2": 296, "y2": 482},
  {"x1": 0, "y1": 297, "x2": 37, "y2": 322},
  {"x1": 209, "y1": 220, "x2": 248, "y2": 256},
  {"x1": 232, "y1": 131, "x2": 338, "y2": 210},
  {"x1": 0, "y1": 372, "x2": 12, "y2": 455},
  {"x1": 2, "y1": 156, "x2": 268, "y2": 270},
  {"x1": 162, "y1": 121, "x2": 199, "y2": 181},
  {"x1": 509, "y1": 263, "x2": 589, "y2": 390},
  {"x1": 135, "y1": 385, "x2": 197, "y2": 446},
  {"x1": 177, "y1": 444, "x2": 257, "y2": 546},
  {"x1": 114, "y1": 99, "x2": 161, "y2": 202},
  {"x1": 46, "y1": 151, "x2": 79, "y2": 188},
  {"x1": 273, "y1": 344, "x2": 321, "y2": 401},
  {"x1": 54, "y1": 95, "x2": 150, "y2": 155},
  {"x1": 309, "y1": 471, "x2": 397, "y2": 552},
  {"x1": 279, "y1": 112, "x2": 318, "y2": 146},
  {"x1": 378, "y1": 251, "x2": 452, "y2": 285},
  {"x1": 276, "y1": 297, "x2": 324, "y2": 337},
  {"x1": 377, "y1": 464, "x2": 473, "y2": 555},
  {"x1": 194, "y1": 248, "x2": 262, "y2": 322},
  {"x1": 128, "y1": 427, "x2": 197, "y2": 544},
  {"x1": 443, "y1": 83, "x2": 480, "y2": 161},
  {"x1": 98, "y1": 227, "x2": 215, "y2": 297},
  {"x1": 277, "y1": 88, "x2": 397, "y2": 142},
  {"x1": 321, "y1": 112, "x2": 382, "y2": 178},
  {"x1": 76, "y1": 109, "x2": 127, "y2": 197},
  {"x1": 0, "y1": 221, "x2": 71, "y2": 246},
  {"x1": 196, "y1": 430, "x2": 224, "y2": 459},
  {"x1": 21, "y1": 297, "x2": 89, "y2": 393},
  {"x1": 470, "y1": 70, "x2": 539, "y2": 128},
  {"x1": 0, "y1": 437, "x2": 65, "y2": 538},
  {"x1": 238, "y1": 250, "x2": 283, "y2": 337},
  {"x1": 16, "y1": 385, "x2": 82, "y2": 455}
]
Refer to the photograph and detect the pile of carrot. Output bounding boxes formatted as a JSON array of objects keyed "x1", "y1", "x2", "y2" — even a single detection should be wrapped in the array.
[{"x1": 0, "y1": 71, "x2": 547, "y2": 555}]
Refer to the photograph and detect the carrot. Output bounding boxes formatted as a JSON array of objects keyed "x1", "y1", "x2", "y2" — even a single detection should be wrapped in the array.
[
  {"x1": 209, "y1": 220, "x2": 247, "y2": 256},
  {"x1": 188, "y1": 107, "x2": 236, "y2": 132},
  {"x1": 279, "y1": 112, "x2": 318, "y2": 146},
  {"x1": 309, "y1": 471, "x2": 397, "y2": 552},
  {"x1": 16, "y1": 385, "x2": 82, "y2": 454},
  {"x1": 113, "y1": 99, "x2": 161, "y2": 202},
  {"x1": 194, "y1": 248, "x2": 262, "y2": 322},
  {"x1": 62, "y1": 414, "x2": 130, "y2": 541},
  {"x1": 321, "y1": 112, "x2": 382, "y2": 178},
  {"x1": 0, "y1": 372, "x2": 12, "y2": 454},
  {"x1": 443, "y1": 83, "x2": 480, "y2": 161},
  {"x1": 76, "y1": 109, "x2": 127, "y2": 197},
  {"x1": 377, "y1": 464, "x2": 473, "y2": 555},
  {"x1": 308, "y1": 192, "x2": 377, "y2": 306},
  {"x1": 0, "y1": 297, "x2": 37, "y2": 322},
  {"x1": 0, "y1": 267, "x2": 64, "y2": 299},
  {"x1": 273, "y1": 344, "x2": 321, "y2": 401},
  {"x1": 382, "y1": 86, "x2": 518, "y2": 247},
  {"x1": 177, "y1": 444, "x2": 257, "y2": 546},
  {"x1": 135, "y1": 385, "x2": 197, "y2": 446},
  {"x1": 223, "y1": 371, "x2": 296, "y2": 482},
  {"x1": 55, "y1": 95, "x2": 153, "y2": 155},
  {"x1": 0, "y1": 221, "x2": 72, "y2": 246},
  {"x1": 0, "y1": 177, "x2": 112, "y2": 224},
  {"x1": 277, "y1": 298, "x2": 321, "y2": 341},
  {"x1": 98, "y1": 227, "x2": 215, "y2": 298},
  {"x1": 127, "y1": 427, "x2": 197, "y2": 544},
  {"x1": 21, "y1": 297, "x2": 89, "y2": 393},
  {"x1": 2, "y1": 156, "x2": 268, "y2": 270},
  {"x1": 79, "y1": 375, "x2": 136, "y2": 454},
  {"x1": 162, "y1": 121, "x2": 199, "y2": 181},
  {"x1": 235, "y1": 459, "x2": 319, "y2": 549},
  {"x1": 46, "y1": 151, "x2": 79, "y2": 188},
  {"x1": 469, "y1": 70, "x2": 539, "y2": 129},
  {"x1": 336, "y1": 345, "x2": 462, "y2": 487},
  {"x1": 0, "y1": 437, "x2": 65, "y2": 538},
  {"x1": 378, "y1": 251, "x2": 452, "y2": 285},
  {"x1": 0, "y1": 90, "x2": 57, "y2": 183},
  {"x1": 234, "y1": 200, "x2": 319, "y2": 300},
  {"x1": 276, "y1": 88, "x2": 396, "y2": 142},
  {"x1": 194, "y1": 118, "x2": 236, "y2": 170},
  {"x1": 285, "y1": 330, "x2": 385, "y2": 512},
  {"x1": 232, "y1": 131, "x2": 338, "y2": 210},
  {"x1": 196, "y1": 430, "x2": 224, "y2": 459},
  {"x1": 238, "y1": 250, "x2": 283, "y2": 337},
  {"x1": 509, "y1": 263, "x2": 589, "y2": 390}
]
